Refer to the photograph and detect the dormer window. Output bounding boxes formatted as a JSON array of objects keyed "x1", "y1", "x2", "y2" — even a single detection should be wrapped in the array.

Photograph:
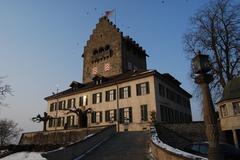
[
  {"x1": 92, "y1": 75, "x2": 108, "y2": 85},
  {"x1": 69, "y1": 81, "x2": 83, "y2": 90},
  {"x1": 95, "y1": 79, "x2": 102, "y2": 85}
]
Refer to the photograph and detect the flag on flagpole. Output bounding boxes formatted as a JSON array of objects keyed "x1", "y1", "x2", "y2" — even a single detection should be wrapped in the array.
[{"x1": 105, "y1": 9, "x2": 114, "y2": 17}]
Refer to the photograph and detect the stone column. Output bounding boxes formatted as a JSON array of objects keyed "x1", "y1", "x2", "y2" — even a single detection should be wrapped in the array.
[{"x1": 232, "y1": 129, "x2": 239, "y2": 148}]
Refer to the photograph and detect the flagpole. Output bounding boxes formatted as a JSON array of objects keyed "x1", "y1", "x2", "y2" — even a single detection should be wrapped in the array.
[{"x1": 114, "y1": 8, "x2": 116, "y2": 25}]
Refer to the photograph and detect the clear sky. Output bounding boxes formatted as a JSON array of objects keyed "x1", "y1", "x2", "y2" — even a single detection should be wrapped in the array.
[{"x1": 0, "y1": 0, "x2": 210, "y2": 132}]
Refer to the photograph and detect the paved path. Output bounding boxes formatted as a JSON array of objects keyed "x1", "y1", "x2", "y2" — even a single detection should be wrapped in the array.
[{"x1": 81, "y1": 131, "x2": 151, "y2": 160}]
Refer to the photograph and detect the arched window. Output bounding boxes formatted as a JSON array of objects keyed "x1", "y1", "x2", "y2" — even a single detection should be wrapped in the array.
[
  {"x1": 93, "y1": 49, "x2": 98, "y2": 55},
  {"x1": 105, "y1": 45, "x2": 110, "y2": 51},
  {"x1": 99, "y1": 47, "x2": 104, "y2": 53}
]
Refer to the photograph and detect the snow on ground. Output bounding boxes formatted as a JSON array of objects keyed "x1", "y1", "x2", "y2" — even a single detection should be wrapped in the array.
[
  {"x1": 1, "y1": 152, "x2": 46, "y2": 160},
  {"x1": 151, "y1": 127, "x2": 208, "y2": 160}
]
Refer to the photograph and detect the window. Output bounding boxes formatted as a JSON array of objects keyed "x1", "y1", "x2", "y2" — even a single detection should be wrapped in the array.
[
  {"x1": 136, "y1": 82, "x2": 150, "y2": 96},
  {"x1": 233, "y1": 102, "x2": 240, "y2": 115},
  {"x1": 50, "y1": 118, "x2": 57, "y2": 127},
  {"x1": 92, "y1": 93, "x2": 102, "y2": 104},
  {"x1": 57, "y1": 117, "x2": 61, "y2": 127},
  {"x1": 58, "y1": 101, "x2": 65, "y2": 110},
  {"x1": 182, "y1": 97, "x2": 188, "y2": 107},
  {"x1": 160, "y1": 105, "x2": 166, "y2": 122},
  {"x1": 61, "y1": 117, "x2": 65, "y2": 126},
  {"x1": 66, "y1": 115, "x2": 75, "y2": 127},
  {"x1": 105, "y1": 110, "x2": 117, "y2": 122},
  {"x1": 79, "y1": 95, "x2": 88, "y2": 106},
  {"x1": 49, "y1": 119, "x2": 53, "y2": 127},
  {"x1": 67, "y1": 98, "x2": 75, "y2": 108},
  {"x1": 54, "y1": 102, "x2": 58, "y2": 110},
  {"x1": 166, "y1": 88, "x2": 177, "y2": 102},
  {"x1": 141, "y1": 105, "x2": 148, "y2": 121},
  {"x1": 220, "y1": 104, "x2": 228, "y2": 117},
  {"x1": 50, "y1": 103, "x2": 54, "y2": 112},
  {"x1": 91, "y1": 111, "x2": 102, "y2": 123},
  {"x1": 119, "y1": 86, "x2": 131, "y2": 99},
  {"x1": 58, "y1": 101, "x2": 62, "y2": 110},
  {"x1": 176, "y1": 95, "x2": 182, "y2": 105},
  {"x1": 95, "y1": 79, "x2": 102, "y2": 85},
  {"x1": 119, "y1": 107, "x2": 132, "y2": 124},
  {"x1": 106, "y1": 90, "x2": 116, "y2": 101},
  {"x1": 159, "y1": 84, "x2": 165, "y2": 97}
]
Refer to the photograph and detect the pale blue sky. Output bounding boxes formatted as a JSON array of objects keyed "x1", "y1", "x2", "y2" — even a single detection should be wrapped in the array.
[{"x1": 0, "y1": 0, "x2": 210, "y2": 132}]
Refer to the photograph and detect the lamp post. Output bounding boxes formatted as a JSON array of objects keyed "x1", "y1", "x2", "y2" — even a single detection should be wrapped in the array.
[
  {"x1": 192, "y1": 52, "x2": 222, "y2": 160},
  {"x1": 52, "y1": 87, "x2": 59, "y2": 144}
]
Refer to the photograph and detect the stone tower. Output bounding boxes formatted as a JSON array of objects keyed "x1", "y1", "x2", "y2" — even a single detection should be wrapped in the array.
[{"x1": 82, "y1": 16, "x2": 148, "y2": 83}]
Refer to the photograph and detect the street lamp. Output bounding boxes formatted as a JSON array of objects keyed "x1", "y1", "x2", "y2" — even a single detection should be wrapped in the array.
[
  {"x1": 52, "y1": 88, "x2": 59, "y2": 131},
  {"x1": 192, "y1": 52, "x2": 222, "y2": 160}
]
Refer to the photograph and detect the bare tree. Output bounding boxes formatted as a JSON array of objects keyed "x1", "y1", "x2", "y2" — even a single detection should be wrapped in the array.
[
  {"x1": 32, "y1": 112, "x2": 52, "y2": 131},
  {"x1": 184, "y1": 0, "x2": 240, "y2": 100},
  {"x1": 0, "y1": 77, "x2": 12, "y2": 106},
  {"x1": 0, "y1": 119, "x2": 23, "y2": 146},
  {"x1": 65, "y1": 106, "x2": 92, "y2": 128}
]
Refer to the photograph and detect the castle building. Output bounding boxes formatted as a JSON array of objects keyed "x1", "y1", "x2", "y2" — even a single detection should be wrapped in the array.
[
  {"x1": 44, "y1": 16, "x2": 192, "y2": 131},
  {"x1": 217, "y1": 77, "x2": 240, "y2": 148}
]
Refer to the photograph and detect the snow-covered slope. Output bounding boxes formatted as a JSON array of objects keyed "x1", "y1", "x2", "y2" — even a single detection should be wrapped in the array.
[{"x1": 1, "y1": 152, "x2": 46, "y2": 160}]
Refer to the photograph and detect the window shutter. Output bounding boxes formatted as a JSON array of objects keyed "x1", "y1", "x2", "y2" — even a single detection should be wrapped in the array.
[
  {"x1": 72, "y1": 116, "x2": 75, "y2": 126},
  {"x1": 100, "y1": 112, "x2": 102, "y2": 122},
  {"x1": 119, "y1": 108, "x2": 124, "y2": 124},
  {"x1": 105, "y1": 111, "x2": 109, "y2": 122},
  {"x1": 49, "y1": 119, "x2": 52, "y2": 127},
  {"x1": 58, "y1": 102, "x2": 60, "y2": 110},
  {"x1": 141, "y1": 105, "x2": 144, "y2": 121},
  {"x1": 100, "y1": 93, "x2": 102, "y2": 103},
  {"x1": 55, "y1": 102, "x2": 58, "y2": 110},
  {"x1": 106, "y1": 91, "x2": 109, "y2": 102},
  {"x1": 50, "y1": 103, "x2": 53, "y2": 111},
  {"x1": 62, "y1": 117, "x2": 65, "y2": 126},
  {"x1": 67, "y1": 100, "x2": 71, "y2": 108},
  {"x1": 113, "y1": 89, "x2": 116, "y2": 100},
  {"x1": 136, "y1": 84, "x2": 141, "y2": 96},
  {"x1": 73, "y1": 98, "x2": 76, "y2": 107},
  {"x1": 91, "y1": 112, "x2": 95, "y2": 123},
  {"x1": 92, "y1": 94, "x2": 96, "y2": 104},
  {"x1": 128, "y1": 86, "x2": 131, "y2": 97},
  {"x1": 146, "y1": 82, "x2": 150, "y2": 94},
  {"x1": 129, "y1": 107, "x2": 132, "y2": 122},
  {"x1": 63, "y1": 100, "x2": 66, "y2": 109},
  {"x1": 119, "y1": 88, "x2": 123, "y2": 99},
  {"x1": 86, "y1": 96, "x2": 88, "y2": 105},
  {"x1": 79, "y1": 97, "x2": 83, "y2": 106},
  {"x1": 114, "y1": 109, "x2": 117, "y2": 121},
  {"x1": 144, "y1": 105, "x2": 148, "y2": 121}
]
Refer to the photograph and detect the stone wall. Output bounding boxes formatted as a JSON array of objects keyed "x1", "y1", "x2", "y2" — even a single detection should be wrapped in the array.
[
  {"x1": 157, "y1": 122, "x2": 207, "y2": 144},
  {"x1": 42, "y1": 125, "x2": 116, "y2": 160},
  {"x1": 150, "y1": 142, "x2": 192, "y2": 160},
  {"x1": 150, "y1": 126, "x2": 207, "y2": 160},
  {"x1": 19, "y1": 126, "x2": 106, "y2": 145}
]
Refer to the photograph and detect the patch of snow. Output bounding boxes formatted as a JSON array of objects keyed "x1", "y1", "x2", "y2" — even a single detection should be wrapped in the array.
[
  {"x1": 45, "y1": 146, "x2": 65, "y2": 154},
  {"x1": 151, "y1": 127, "x2": 207, "y2": 160},
  {"x1": 83, "y1": 133, "x2": 95, "y2": 140},
  {"x1": 1, "y1": 152, "x2": 46, "y2": 160}
]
